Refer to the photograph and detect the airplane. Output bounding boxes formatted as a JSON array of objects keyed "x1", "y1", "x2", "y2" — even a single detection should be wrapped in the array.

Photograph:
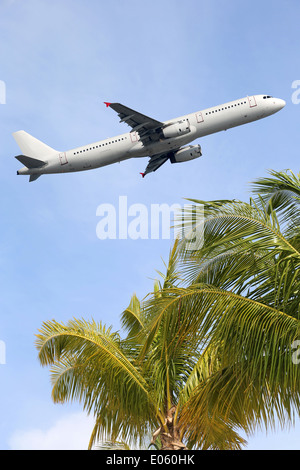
[{"x1": 14, "y1": 94, "x2": 285, "y2": 182}]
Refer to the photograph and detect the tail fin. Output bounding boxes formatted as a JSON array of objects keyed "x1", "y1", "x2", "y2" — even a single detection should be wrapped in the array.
[
  {"x1": 15, "y1": 155, "x2": 46, "y2": 168},
  {"x1": 13, "y1": 130, "x2": 57, "y2": 158}
]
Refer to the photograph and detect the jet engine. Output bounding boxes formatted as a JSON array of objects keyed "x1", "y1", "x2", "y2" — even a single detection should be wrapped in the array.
[
  {"x1": 162, "y1": 120, "x2": 191, "y2": 139},
  {"x1": 170, "y1": 145, "x2": 202, "y2": 163}
]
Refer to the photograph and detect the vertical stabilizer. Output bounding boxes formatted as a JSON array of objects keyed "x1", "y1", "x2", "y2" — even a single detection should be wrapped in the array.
[{"x1": 13, "y1": 130, "x2": 57, "y2": 157}]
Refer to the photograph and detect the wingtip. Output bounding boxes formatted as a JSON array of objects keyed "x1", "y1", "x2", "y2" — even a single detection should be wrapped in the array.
[
  {"x1": 104, "y1": 102, "x2": 111, "y2": 108},
  {"x1": 140, "y1": 172, "x2": 145, "y2": 178}
]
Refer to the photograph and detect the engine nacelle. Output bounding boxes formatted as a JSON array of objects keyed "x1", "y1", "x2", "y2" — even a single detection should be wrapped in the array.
[
  {"x1": 171, "y1": 145, "x2": 202, "y2": 163},
  {"x1": 162, "y1": 120, "x2": 191, "y2": 139}
]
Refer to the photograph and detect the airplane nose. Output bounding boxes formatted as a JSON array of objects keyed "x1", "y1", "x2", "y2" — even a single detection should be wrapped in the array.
[{"x1": 278, "y1": 98, "x2": 286, "y2": 109}]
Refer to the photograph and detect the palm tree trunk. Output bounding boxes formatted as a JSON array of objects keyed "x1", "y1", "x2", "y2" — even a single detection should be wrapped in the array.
[{"x1": 151, "y1": 406, "x2": 188, "y2": 450}]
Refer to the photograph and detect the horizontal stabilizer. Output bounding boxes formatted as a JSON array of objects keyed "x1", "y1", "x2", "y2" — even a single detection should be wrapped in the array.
[
  {"x1": 29, "y1": 174, "x2": 41, "y2": 182},
  {"x1": 15, "y1": 154, "x2": 46, "y2": 169}
]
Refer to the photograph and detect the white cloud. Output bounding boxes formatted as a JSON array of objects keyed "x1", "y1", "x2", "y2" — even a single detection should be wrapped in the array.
[{"x1": 8, "y1": 412, "x2": 95, "y2": 450}]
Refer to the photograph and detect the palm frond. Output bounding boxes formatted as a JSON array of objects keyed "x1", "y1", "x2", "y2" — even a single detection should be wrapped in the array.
[
  {"x1": 36, "y1": 318, "x2": 152, "y2": 412},
  {"x1": 250, "y1": 169, "x2": 300, "y2": 226},
  {"x1": 121, "y1": 293, "x2": 145, "y2": 339},
  {"x1": 95, "y1": 440, "x2": 131, "y2": 450}
]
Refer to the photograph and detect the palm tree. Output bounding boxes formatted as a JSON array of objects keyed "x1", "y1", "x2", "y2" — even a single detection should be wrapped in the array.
[
  {"x1": 36, "y1": 168, "x2": 300, "y2": 449},
  {"x1": 36, "y1": 240, "x2": 246, "y2": 450},
  {"x1": 164, "y1": 169, "x2": 300, "y2": 440}
]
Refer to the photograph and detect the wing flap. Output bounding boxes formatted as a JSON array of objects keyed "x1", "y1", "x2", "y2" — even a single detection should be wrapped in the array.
[
  {"x1": 141, "y1": 152, "x2": 172, "y2": 177},
  {"x1": 105, "y1": 102, "x2": 163, "y2": 143},
  {"x1": 107, "y1": 102, "x2": 163, "y2": 129}
]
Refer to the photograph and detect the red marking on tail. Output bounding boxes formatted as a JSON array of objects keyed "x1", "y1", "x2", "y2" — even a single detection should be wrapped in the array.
[
  {"x1": 140, "y1": 172, "x2": 145, "y2": 178},
  {"x1": 104, "y1": 102, "x2": 111, "y2": 108}
]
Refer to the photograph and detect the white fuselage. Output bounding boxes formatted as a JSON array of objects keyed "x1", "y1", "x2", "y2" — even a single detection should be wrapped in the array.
[{"x1": 17, "y1": 94, "x2": 286, "y2": 177}]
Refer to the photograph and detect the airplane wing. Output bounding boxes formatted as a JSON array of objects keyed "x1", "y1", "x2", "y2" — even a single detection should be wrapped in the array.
[
  {"x1": 140, "y1": 151, "x2": 175, "y2": 177},
  {"x1": 104, "y1": 102, "x2": 181, "y2": 176},
  {"x1": 104, "y1": 102, "x2": 163, "y2": 144}
]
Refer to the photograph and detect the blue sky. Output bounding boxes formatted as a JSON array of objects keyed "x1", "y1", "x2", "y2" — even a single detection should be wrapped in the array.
[{"x1": 0, "y1": 0, "x2": 300, "y2": 449}]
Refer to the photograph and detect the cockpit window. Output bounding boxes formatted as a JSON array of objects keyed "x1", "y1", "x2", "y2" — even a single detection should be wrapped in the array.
[{"x1": 263, "y1": 95, "x2": 273, "y2": 99}]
